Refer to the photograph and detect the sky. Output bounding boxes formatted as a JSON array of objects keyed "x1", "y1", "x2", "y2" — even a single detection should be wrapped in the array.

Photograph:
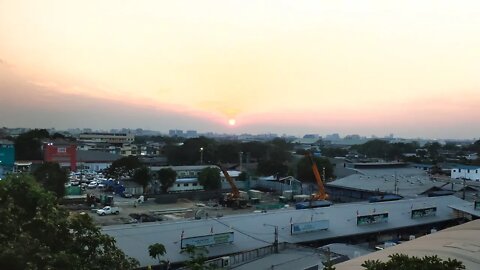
[{"x1": 0, "y1": 0, "x2": 479, "y2": 139}]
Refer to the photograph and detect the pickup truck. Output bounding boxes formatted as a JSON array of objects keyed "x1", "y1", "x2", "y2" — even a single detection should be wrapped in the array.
[{"x1": 96, "y1": 206, "x2": 120, "y2": 216}]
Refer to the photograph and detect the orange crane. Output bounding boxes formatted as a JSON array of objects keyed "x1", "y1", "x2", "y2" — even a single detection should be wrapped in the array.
[
  {"x1": 218, "y1": 165, "x2": 248, "y2": 208},
  {"x1": 305, "y1": 152, "x2": 329, "y2": 201},
  {"x1": 295, "y1": 153, "x2": 331, "y2": 209}
]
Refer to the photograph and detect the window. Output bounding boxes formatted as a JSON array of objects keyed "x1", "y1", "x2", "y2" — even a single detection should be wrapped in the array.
[
  {"x1": 183, "y1": 183, "x2": 189, "y2": 187},
  {"x1": 459, "y1": 169, "x2": 462, "y2": 173},
  {"x1": 57, "y1": 147, "x2": 66, "y2": 153},
  {"x1": 193, "y1": 183, "x2": 198, "y2": 186},
  {"x1": 453, "y1": 170, "x2": 457, "y2": 172},
  {"x1": 177, "y1": 184, "x2": 180, "y2": 187},
  {"x1": 468, "y1": 169, "x2": 470, "y2": 173}
]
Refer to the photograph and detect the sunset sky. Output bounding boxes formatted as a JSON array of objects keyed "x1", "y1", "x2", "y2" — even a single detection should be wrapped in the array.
[{"x1": 1, "y1": 1, "x2": 479, "y2": 139}]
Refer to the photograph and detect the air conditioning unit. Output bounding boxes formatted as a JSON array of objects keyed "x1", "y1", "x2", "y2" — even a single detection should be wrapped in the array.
[{"x1": 221, "y1": 256, "x2": 230, "y2": 267}]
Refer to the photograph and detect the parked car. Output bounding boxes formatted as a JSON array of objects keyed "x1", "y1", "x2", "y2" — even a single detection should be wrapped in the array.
[
  {"x1": 87, "y1": 182, "x2": 98, "y2": 189},
  {"x1": 121, "y1": 192, "x2": 133, "y2": 198}
]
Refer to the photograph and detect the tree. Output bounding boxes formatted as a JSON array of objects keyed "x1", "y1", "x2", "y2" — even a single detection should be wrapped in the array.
[
  {"x1": 198, "y1": 167, "x2": 221, "y2": 191},
  {"x1": 148, "y1": 243, "x2": 167, "y2": 267},
  {"x1": 257, "y1": 160, "x2": 289, "y2": 177},
  {"x1": 297, "y1": 155, "x2": 334, "y2": 183},
  {"x1": 0, "y1": 174, "x2": 138, "y2": 269},
  {"x1": 133, "y1": 166, "x2": 152, "y2": 193},
  {"x1": 33, "y1": 162, "x2": 68, "y2": 198},
  {"x1": 14, "y1": 129, "x2": 50, "y2": 160},
  {"x1": 361, "y1": 254, "x2": 464, "y2": 270},
  {"x1": 181, "y1": 245, "x2": 216, "y2": 270},
  {"x1": 105, "y1": 156, "x2": 142, "y2": 179},
  {"x1": 158, "y1": 168, "x2": 177, "y2": 193}
]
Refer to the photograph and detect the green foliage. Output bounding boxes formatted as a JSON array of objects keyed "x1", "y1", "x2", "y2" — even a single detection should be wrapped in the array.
[
  {"x1": 165, "y1": 137, "x2": 218, "y2": 165},
  {"x1": 133, "y1": 166, "x2": 152, "y2": 191},
  {"x1": 148, "y1": 243, "x2": 167, "y2": 265},
  {"x1": 0, "y1": 174, "x2": 138, "y2": 269},
  {"x1": 198, "y1": 167, "x2": 221, "y2": 191},
  {"x1": 322, "y1": 147, "x2": 348, "y2": 158},
  {"x1": 181, "y1": 245, "x2": 216, "y2": 270},
  {"x1": 33, "y1": 162, "x2": 68, "y2": 198},
  {"x1": 351, "y1": 140, "x2": 419, "y2": 160},
  {"x1": 157, "y1": 168, "x2": 177, "y2": 193},
  {"x1": 361, "y1": 253, "x2": 465, "y2": 270},
  {"x1": 296, "y1": 155, "x2": 334, "y2": 183},
  {"x1": 323, "y1": 259, "x2": 336, "y2": 270},
  {"x1": 14, "y1": 129, "x2": 50, "y2": 160},
  {"x1": 257, "y1": 159, "x2": 289, "y2": 177},
  {"x1": 105, "y1": 156, "x2": 142, "y2": 179}
]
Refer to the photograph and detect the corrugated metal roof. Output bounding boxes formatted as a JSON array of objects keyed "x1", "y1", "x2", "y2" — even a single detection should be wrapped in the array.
[{"x1": 103, "y1": 196, "x2": 466, "y2": 267}]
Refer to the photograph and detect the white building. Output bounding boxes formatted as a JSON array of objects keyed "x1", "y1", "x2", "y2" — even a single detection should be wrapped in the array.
[
  {"x1": 79, "y1": 132, "x2": 134, "y2": 144},
  {"x1": 451, "y1": 166, "x2": 480, "y2": 181}
]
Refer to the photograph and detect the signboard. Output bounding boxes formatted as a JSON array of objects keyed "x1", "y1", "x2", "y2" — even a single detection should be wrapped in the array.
[
  {"x1": 181, "y1": 232, "x2": 234, "y2": 249},
  {"x1": 475, "y1": 201, "x2": 480, "y2": 210},
  {"x1": 357, "y1": 213, "x2": 388, "y2": 226},
  {"x1": 291, "y1": 220, "x2": 329, "y2": 235},
  {"x1": 411, "y1": 207, "x2": 437, "y2": 219}
]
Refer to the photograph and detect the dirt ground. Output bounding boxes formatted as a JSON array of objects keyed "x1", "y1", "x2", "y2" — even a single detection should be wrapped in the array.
[{"x1": 74, "y1": 189, "x2": 287, "y2": 226}]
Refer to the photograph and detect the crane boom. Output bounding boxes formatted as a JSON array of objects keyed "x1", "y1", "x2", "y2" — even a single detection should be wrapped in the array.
[
  {"x1": 305, "y1": 153, "x2": 328, "y2": 200},
  {"x1": 218, "y1": 165, "x2": 240, "y2": 197}
]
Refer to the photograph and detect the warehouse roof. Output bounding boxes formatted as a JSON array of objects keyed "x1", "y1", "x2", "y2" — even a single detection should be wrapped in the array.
[
  {"x1": 103, "y1": 196, "x2": 466, "y2": 267},
  {"x1": 335, "y1": 219, "x2": 480, "y2": 270},
  {"x1": 76, "y1": 150, "x2": 121, "y2": 162},
  {"x1": 327, "y1": 168, "x2": 445, "y2": 197}
]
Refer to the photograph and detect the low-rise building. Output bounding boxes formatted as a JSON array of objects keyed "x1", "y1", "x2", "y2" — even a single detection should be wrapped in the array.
[
  {"x1": 451, "y1": 165, "x2": 480, "y2": 181},
  {"x1": 79, "y1": 132, "x2": 134, "y2": 144},
  {"x1": 43, "y1": 140, "x2": 77, "y2": 171},
  {"x1": 0, "y1": 140, "x2": 15, "y2": 178}
]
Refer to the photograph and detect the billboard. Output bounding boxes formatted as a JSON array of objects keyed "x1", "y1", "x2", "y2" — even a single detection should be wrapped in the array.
[
  {"x1": 181, "y1": 232, "x2": 234, "y2": 249},
  {"x1": 357, "y1": 213, "x2": 388, "y2": 226},
  {"x1": 291, "y1": 220, "x2": 329, "y2": 235},
  {"x1": 411, "y1": 207, "x2": 437, "y2": 219},
  {"x1": 475, "y1": 201, "x2": 480, "y2": 210}
]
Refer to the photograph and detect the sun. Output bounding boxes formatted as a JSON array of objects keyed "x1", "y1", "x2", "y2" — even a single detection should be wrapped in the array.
[{"x1": 228, "y1": 119, "x2": 236, "y2": 126}]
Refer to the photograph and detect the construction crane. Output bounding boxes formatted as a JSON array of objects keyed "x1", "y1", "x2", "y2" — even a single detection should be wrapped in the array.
[
  {"x1": 295, "y1": 153, "x2": 332, "y2": 209},
  {"x1": 306, "y1": 152, "x2": 329, "y2": 201},
  {"x1": 218, "y1": 165, "x2": 248, "y2": 209}
]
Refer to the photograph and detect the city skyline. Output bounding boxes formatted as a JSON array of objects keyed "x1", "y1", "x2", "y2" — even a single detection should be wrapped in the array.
[{"x1": 1, "y1": 1, "x2": 480, "y2": 139}]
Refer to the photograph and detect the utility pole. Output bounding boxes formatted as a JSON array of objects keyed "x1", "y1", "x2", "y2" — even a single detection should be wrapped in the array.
[
  {"x1": 200, "y1": 147, "x2": 204, "y2": 165},
  {"x1": 264, "y1": 224, "x2": 279, "y2": 253}
]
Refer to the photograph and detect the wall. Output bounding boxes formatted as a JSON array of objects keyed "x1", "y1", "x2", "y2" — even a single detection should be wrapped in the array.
[
  {"x1": 44, "y1": 143, "x2": 77, "y2": 171},
  {"x1": 451, "y1": 168, "x2": 480, "y2": 181},
  {"x1": 0, "y1": 143, "x2": 15, "y2": 168}
]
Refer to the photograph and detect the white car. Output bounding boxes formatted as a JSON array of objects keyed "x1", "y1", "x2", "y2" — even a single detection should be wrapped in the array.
[{"x1": 87, "y1": 182, "x2": 98, "y2": 189}]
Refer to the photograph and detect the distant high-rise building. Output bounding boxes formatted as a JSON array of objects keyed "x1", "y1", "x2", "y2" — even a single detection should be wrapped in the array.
[
  {"x1": 186, "y1": 130, "x2": 198, "y2": 138},
  {"x1": 169, "y1": 129, "x2": 184, "y2": 137}
]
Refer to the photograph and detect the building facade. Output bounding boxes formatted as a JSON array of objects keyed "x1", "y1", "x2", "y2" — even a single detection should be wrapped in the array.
[
  {"x1": 78, "y1": 132, "x2": 135, "y2": 144},
  {"x1": 0, "y1": 140, "x2": 15, "y2": 178},
  {"x1": 451, "y1": 166, "x2": 480, "y2": 181},
  {"x1": 44, "y1": 141, "x2": 77, "y2": 171}
]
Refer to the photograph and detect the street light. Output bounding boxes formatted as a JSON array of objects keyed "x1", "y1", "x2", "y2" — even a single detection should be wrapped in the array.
[{"x1": 200, "y1": 147, "x2": 204, "y2": 165}]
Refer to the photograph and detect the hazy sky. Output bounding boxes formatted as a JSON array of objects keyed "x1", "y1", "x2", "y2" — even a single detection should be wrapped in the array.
[{"x1": 1, "y1": 1, "x2": 479, "y2": 139}]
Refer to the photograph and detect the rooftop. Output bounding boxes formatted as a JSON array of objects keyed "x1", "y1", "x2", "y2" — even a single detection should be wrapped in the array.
[
  {"x1": 327, "y1": 168, "x2": 444, "y2": 198},
  {"x1": 335, "y1": 219, "x2": 480, "y2": 270},
  {"x1": 103, "y1": 195, "x2": 466, "y2": 267}
]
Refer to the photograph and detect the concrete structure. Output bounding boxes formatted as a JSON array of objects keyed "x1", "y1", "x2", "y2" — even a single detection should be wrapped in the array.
[
  {"x1": 451, "y1": 165, "x2": 480, "y2": 181},
  {"x1": 150, "y1": 165, "x2": 218, "y2": 178},
  {"x1": 103, "y1": 196, "x2": 466, "y2": 267},
  {"x1": 335, "y1": 219, "x2": 480, "y2": 270},
  {"x1": 43, "y1": 141, "x2": 77, "y2": 171},
  {"x1": 78, "y1": 132, "x2": 134, "y2": 144}
]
